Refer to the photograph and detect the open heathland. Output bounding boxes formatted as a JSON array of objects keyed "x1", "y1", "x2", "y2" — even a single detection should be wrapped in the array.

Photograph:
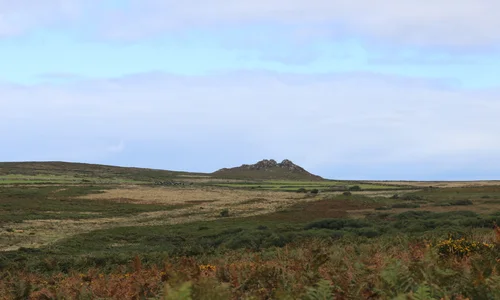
[{"x1": 2, "y1": 162, "x2": 500, "y2": 299}]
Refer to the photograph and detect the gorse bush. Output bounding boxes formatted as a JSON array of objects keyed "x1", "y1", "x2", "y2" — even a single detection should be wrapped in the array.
[
  {"x1": 305, "y1": 218, "x2": 371, "y2": 230},
  {"x1": 349, "y1": 185, "x2": 361, "y2": 191},
  {"x1": 376, "y1": 203, "x2": 421, "y2": 210},
  {"x1": 401, "y1": 194, "x2": 424, "y2": 201},
  {"x1": 375, "y1": 206, "x2": 392, "y2": 211},
  {"x1": 449, "y1": 199, "x2": 474, "y2": 206},
  {"x1": 391, "y1": 203, "x2": 421, "y2": 209},
  {"x1": 435, "y1": 236, "x2": 494, "y2": 257}
]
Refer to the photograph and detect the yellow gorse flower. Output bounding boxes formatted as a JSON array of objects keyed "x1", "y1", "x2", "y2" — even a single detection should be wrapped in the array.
[
  {"x1": 199, "y1": 264, "x2": 217, "y2": 271},
  {"x1": 436, "y1": 236, "x2": 494, "y2": 257}
]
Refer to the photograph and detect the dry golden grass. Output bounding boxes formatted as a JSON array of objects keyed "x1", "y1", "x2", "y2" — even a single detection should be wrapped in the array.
[
  {"x1": 80, "y1": 185, "x2": 307, "y2": 212},
  {"x1": 78, "y1": 185, "x2": 321, "y2": 227},
  {"x1": 0, "y1": 186, "x2": 315, "y2": 251}
]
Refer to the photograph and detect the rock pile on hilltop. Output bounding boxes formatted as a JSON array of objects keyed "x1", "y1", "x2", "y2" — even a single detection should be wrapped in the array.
[{"x1": 213, "y1": 159, "x2": 322, "y2": 180}]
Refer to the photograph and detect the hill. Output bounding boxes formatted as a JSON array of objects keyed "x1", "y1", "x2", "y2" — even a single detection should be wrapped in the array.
[
  {"x1": 0, "y1": 159, "x2": 324, "y2": 182},
  {"x1": 212, "y1": 159, "x2": 323, "y2": 180},
  {"x1": 0, "y1": 161, "x2": 207, "y2": 182}
]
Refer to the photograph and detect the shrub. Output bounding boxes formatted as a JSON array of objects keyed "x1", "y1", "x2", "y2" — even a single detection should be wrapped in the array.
[
  {"x1": 395, "y1": 210, "x2": 432, "y2": 220},
  {"x1": 330, "y1": 231, "x2": 344, "y2": 239},
  {"x1": 226, "y1": 234, "x2": 256, "y2": 250},
  {"x1": 436, "y1": 199, "x2": 473, "y2": 206},
  {"x1": 405, "y1": 223, "x2": 427, "y2": 233},
  {"x1": 435, "y1": 236, "x2": 494, "y2": 257},
  {"x1": 342, "y1": 191, "x2": 352, "y2": 196},
  {"x1": 450, "y1": 199, "x2": 473, "y2": 206},
  {"x1": 390, "y1": 194, "x2": 399, "y2": 199},
  {"x1": 439, "y1": 210, "x2": 478, "y2": 218},
  {"x1": 296, "y1": 188, "x2": 308, "y2": 193},
  {"x1": 401, "y1": 194, "x2": 424, "y2": 201},
  {"x1": 349, "y1": 185, "x2": 361, "y2": 191},
  {"x1": 263, "y1": 233, "x2": 290, "y2": 248},
  {"x1": 356, "y1": 228, "x2": 380, "y2": 238},
  {"x1": 305, "y1": 219, "x2": 370, "y2": 230},
  {"x1": 375, "y1": 206, "x2": 391, "y2": 211},
  {"x1": 220, "y1": 209, "x2": 230, "y2": 217},
  {"x1": 310, "y1": 189, "x2": 319, "y2": 194},
  {"x1": 391, "y1": 203, "x2": 420, "y2": 209}
]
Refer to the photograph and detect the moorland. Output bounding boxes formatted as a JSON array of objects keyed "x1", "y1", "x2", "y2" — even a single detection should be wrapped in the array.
[{"x1": 1, "y1": 160, "x2": 500, "y2": 299}]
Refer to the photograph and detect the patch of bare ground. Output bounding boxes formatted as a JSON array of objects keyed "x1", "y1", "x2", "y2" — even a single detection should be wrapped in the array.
[{"x1": 79, "y1": 185, "x2": 305, "y2": 206}]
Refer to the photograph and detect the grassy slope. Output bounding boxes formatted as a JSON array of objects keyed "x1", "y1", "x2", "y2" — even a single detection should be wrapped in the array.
[{"x1": 0, "y1": 161, "x2": 208, "y2": 183}]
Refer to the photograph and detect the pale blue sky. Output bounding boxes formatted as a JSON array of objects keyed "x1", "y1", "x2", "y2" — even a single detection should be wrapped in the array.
[{"x1": 1, "y1": 0, "x2": 500, "y2": 180}]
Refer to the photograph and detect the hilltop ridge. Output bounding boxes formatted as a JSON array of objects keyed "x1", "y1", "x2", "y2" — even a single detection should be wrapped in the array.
[{"x1": 213, "y1": 159, "x2": 323, "y2": 180}]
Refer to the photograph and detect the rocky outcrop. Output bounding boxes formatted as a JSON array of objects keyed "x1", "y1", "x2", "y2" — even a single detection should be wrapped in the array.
[
  {"x1": 243, "y1": 159, "x2": 277, "y2": 170},
  {"x1": 213, "y1": 159, "x2": 322, "y2": 180}
]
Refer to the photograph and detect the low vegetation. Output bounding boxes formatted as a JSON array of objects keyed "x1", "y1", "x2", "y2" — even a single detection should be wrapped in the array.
[{"x1": 2, "y1": 162, "x2": 500, "y2": 299}]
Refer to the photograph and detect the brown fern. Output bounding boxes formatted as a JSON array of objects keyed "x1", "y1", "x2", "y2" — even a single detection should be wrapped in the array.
[
  {"x1": 494, "y1": 222, "x2": 500, "y2": 244},
  {"x1": 133, "y1": 255, "x2": 142, "y2": 273}
]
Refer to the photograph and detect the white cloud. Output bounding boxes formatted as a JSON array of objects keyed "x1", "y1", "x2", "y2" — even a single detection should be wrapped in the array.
[
  {"x1": 3, "y1": 1, "x2": 500, "y2": 48},
  {"x1": 0, "y1": 0, "x2": 84, "y2": 36},
  {"x1": 99, "y1": 0, "x2": 500, "y2": 47},
  {"x1": 1, "y1": 71, "x2": 499, "y2": 177}
]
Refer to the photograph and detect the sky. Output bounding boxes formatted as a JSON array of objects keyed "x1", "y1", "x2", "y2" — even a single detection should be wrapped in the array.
[{"x1": 1, "y1": 0, "x2": 500, "y2": 180}]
